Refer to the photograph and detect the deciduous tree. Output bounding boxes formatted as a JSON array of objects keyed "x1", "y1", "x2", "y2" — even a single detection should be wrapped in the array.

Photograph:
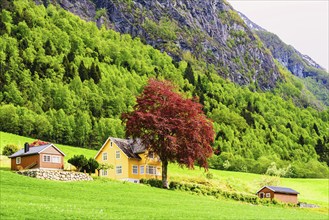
[{"x1": 122, "y1": 79, "x2": 214, "y2": 188}]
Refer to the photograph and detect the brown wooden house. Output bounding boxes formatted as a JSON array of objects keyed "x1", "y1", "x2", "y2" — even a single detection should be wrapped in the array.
[
  {"x1": 256, "y1": 186, "x2": 299, "y2": 204},
  {"x1": 8, "y1": 143, "x2": 65, "y2": 170}
]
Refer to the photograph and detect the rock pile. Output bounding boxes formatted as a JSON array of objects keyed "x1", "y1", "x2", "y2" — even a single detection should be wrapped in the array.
[{"x1": 17, "y1": 169, "x2": 93, "y2": 181}]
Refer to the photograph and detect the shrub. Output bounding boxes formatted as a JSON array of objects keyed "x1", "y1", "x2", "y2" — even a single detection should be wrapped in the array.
[
  {"x1": 83, "y1": 158, "x2": 99, "y2": 175},
  {"x1": 68, "y1": 155, "x2": 88, "y2": 172},
  {"x1": 2, "y1": 144, "x2": 19, "y2": 156},
  {"x1": 140, "y1": 178, "x2": 163, "y2": 188},
  {"x1": 205, "y1": 172, "x2": 213, "y2": 179},
  {"x1": 223, "y1": 160, "x2": 231, "y2": 170}
]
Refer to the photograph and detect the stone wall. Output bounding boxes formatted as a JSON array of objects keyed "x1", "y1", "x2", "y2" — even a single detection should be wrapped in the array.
[{"x1": 17, "y1": 169, "x2": 93, "y2": 181}]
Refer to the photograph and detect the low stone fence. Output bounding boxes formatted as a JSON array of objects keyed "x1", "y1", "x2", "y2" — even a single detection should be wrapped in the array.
[
  {"x1": 17, "y1": 169, "x2": 93, "y2": 181},
  {"x1": 299, "y1": 203, "x2": 320, "y2": 208}
]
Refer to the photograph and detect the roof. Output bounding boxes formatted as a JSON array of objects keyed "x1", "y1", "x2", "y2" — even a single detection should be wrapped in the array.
[
  {"x1": 94, "y1": 137, "x2": 146, "y2": 159},
  {"x1": 8, "y1": 144, "x2": 65, "y2": 158},
  {"x1": 256, "y1": 186, "x2": 299, "y2": 195}
]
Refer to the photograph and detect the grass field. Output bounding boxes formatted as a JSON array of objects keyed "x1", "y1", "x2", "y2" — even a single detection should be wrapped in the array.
[
  {"x1": 168, "y1": 165, "x2": 329, "y2": 207},
  {"x1": 1, "y1": 170, "x2": 328, "y2": 220},
  {"x1": 0, "y1": 131, "x2": 328, "y2": 219}
]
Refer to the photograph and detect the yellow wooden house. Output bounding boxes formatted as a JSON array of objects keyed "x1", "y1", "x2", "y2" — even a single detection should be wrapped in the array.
[{"x1": 94, "y1": 137, "x2": 162, "y2": 183}]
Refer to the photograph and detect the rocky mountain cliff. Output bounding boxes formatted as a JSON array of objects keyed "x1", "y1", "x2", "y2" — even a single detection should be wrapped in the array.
[
  {"x1": 37, "y1": 0, "x2": 281, "y2": 90},
  {"x1": 240, "y1": 12, "x2": 327, "y2": 76},
  {"x1": 239, "y1": 11, "x2": 329, "y2": 105}
]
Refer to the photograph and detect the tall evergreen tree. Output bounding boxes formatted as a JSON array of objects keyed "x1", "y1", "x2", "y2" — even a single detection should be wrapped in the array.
[
  {"x1": 184, "y1": 62, "x2": 195, "y2": 85},
  {"x1": 78, "y1": 61, "x2": 89, "y2": 82}
]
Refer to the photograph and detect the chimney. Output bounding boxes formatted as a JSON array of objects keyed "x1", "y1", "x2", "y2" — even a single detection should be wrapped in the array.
[{"x1": 24, "y1": 143, "x2": 30, "y2": 153}]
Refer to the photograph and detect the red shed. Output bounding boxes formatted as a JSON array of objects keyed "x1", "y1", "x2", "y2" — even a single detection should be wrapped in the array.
[
  {"x1": 256, "y1": 186, "x2": 299, "y2": 204},
  {"x1": 8, "y1": 143, "x2": 65, "y2": 170}
]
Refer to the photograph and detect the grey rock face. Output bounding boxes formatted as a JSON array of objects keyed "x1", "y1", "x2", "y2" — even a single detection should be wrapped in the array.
[
  {"x1": 240, "y1": 10, "x2": 327, "y2": 78},
  {"x1": 38, "y1": 0, "x2": 282, "y2": 90}
]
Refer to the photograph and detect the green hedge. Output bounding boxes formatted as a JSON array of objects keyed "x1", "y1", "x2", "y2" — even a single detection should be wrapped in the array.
[{"x1": 140, "y1": 178, "x2": 163, "y2": 188}]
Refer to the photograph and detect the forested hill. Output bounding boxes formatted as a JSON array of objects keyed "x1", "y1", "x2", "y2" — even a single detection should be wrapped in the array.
[
  {"x1": 36, "y1": 0, "x2": 281, "y2": 90},
  {"x1": 0, "y1": 0, "x2": 328, "y2": 178},
  {"x1": 36, "y1": 0, "x2": 328, "y2": 107}
]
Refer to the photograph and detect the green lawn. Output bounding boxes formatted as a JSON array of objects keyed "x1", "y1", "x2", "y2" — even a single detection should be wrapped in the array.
[
  {"x1": 0, "y1": 170, "x2": 328, "y2": 220},
  {"x1": 0, "y1": 131, "x2": 328, "y2": 219},
  {"x1": 168, "y1": 165, "x2": 329, "y2": 207}
]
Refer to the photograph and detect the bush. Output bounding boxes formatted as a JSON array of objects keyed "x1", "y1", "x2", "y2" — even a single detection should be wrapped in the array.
[
  {"x1": 2, "y1": 144, "x2": 19, "y2": 156},
  {"x1": 205, "y1": 172, "x2": 214, "y2": 179},
  {"x1": 140, "y1": 178, "x2": 163, "y2": 188},
  {"x1": 83, "y1": 158, "x2": 99, "y2": 174},
  {"x1": 68, "y1": 155, "x2": 88, "y2": 172}
]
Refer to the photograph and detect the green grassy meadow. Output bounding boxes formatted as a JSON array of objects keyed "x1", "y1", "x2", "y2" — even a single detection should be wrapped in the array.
[
  {"x1": 1, "y1": 170, "x2": 328, "y2": 220},
  {"x1": 0, "y1": 132, "x2": 328, "y2": 219}
]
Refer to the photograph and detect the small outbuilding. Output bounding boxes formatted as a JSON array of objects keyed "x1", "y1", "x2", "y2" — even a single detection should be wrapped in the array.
[
  {"x1": 8, "y1": 143, "x2": 65, "y2": 170},
  {"x1": 256, "y1": 186, "x2": 299, "y2": 204}
]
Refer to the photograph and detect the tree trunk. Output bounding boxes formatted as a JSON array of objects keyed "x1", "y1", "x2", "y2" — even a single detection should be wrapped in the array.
[{"x1": 162, "y1": 160, "x2": 168, "y2": 189}]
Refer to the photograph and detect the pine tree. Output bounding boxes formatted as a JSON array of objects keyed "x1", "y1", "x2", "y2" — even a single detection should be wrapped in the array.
[
  {"x1": 184, "y1": 62, "x2": 195, "y2": 85},
  {"x1": 78, "y1": 61, "x2": 89, "y2": 82},
  {"x1": 90, "y1": 62, "x2": 101, "y2": 84}
]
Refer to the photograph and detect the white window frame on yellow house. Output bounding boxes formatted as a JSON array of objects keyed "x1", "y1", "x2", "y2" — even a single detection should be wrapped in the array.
[
  {"x1": 140, "y1": 165, "x2": 144, "y2": 174},
  {"x1": 116, "y1": 165, "x2": 122, "y2": 175},
  {"x1": 101, "y1": 169, "x2": 108, "y2": 176},
  {"x1": 132, "y1": 165, "x2": 138, "y2": 174},
  {"x1": 110, "y1": 141, "x2": 113, "y2": 148},
  {"x1": 115, "y1": 151, "x2": 120, "y2": 159},
  {"x1": 146, "y1": 165, "x2": 156, "y2": 175},
  {"x1": 102, "y1": 152, "x2": 108, "y2": 161}
]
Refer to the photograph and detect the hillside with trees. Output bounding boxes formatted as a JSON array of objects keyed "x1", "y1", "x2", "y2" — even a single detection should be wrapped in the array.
[{"x1": 0, "y1": 0, "x2": 328, "y2": 177}]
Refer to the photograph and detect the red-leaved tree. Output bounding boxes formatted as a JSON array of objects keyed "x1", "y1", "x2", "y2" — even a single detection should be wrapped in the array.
[{"x1": 122, "y1": 79, "x2": 215, "y2": 188}]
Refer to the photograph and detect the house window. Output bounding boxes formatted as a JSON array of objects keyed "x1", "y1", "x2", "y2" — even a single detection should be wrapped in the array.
[
  {"x1": 116, "y1": 151, "x2": 120, "y2": 159},
  {"x1": 266, "y1": 193, "x2": 271, "y2": 198},
  {"x1": 16, "y1": 157, "x2": 21, "y2": 164},
  {"x1": 110, "y1": 142, "x2": 113, "y2": 147},
  {"x1": 101, "y1": 169, "x2": 108, "y2": 176},
  {"x1": 102, "y1": 152, "x2": 108, "y2": 161},
  {"x1": 140, "y1": 165, "x2": 144, "y2": 174},
  {"x1": 132, "y1": 165, "x2": 138, "y2": 174},
  {"x1": 43, "y1": 155, "x2": 51, "y2": 162},
  {"x1": 116, "y1": 165, "x2": 122, "y2": 175},
  {"x1": 146, "y1": 165, "x2": 156, "y2": 175},
  {"x1": 52, "y1": 156, "x2": 61, "y2": 163}
]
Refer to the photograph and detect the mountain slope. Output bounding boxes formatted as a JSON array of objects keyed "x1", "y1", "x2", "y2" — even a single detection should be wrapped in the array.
[
  {"x1": 239, "y1": 12, "x2": 329, "y2": 105},
  {"x1": 37, "y1": 0, "x2": 282, "y2": 90},
  {"x1": 0, "y1": 0, "x2": 328, "y2": 177}
]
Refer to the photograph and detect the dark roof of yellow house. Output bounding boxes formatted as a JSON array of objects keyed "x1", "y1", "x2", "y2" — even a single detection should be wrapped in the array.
[{"x1": 95, "y1": 137, "x2": 147, "y2": 160}]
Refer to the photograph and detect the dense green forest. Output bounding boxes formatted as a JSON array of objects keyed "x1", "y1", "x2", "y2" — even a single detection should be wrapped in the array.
[{"x1": 0, "y1": 0, "x2": 328, "y2": 177}]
